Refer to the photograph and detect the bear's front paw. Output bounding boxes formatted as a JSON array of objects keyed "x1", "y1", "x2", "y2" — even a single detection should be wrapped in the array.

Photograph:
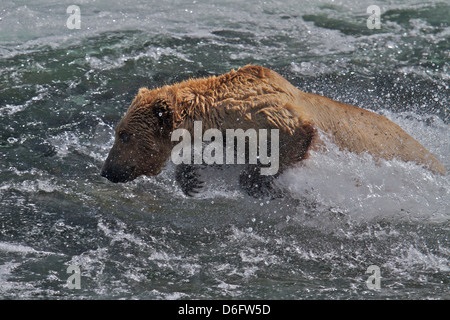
[
  {"x1": 175, "y1": 164, "x2": 205, "y2": 197},
  {"x1": 239, "y1": 166, "x2": 282, "y2": 199}
]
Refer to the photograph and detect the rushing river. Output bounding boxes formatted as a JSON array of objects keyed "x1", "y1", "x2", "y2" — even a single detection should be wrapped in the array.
[{"x1": 0, "y1": 0, "x2": 448, "y2": 299}]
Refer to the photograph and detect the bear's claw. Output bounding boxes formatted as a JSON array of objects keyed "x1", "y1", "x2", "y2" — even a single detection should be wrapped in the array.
[
  {"x1": 239, "y1": 166, "x2": 282, "y2": 199},
  {"x1": 175, "y1": 164, "x2": 205, "y2": 197}
]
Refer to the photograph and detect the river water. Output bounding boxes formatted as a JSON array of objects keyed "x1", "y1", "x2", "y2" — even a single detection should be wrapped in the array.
[{"x1": 0, "y1": 0, "x2": 449, "y2": 299}]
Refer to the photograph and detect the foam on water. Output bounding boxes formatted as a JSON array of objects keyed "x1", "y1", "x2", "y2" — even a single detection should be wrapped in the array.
[
  {"x1": 0, "y1": 242, "x2": 59, "y2": 256},
  {"x1": 276, "y1": 111, "x2": 449, "y2": 224}
]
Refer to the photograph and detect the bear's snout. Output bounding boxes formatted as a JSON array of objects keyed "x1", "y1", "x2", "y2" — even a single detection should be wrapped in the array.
[
  {"x1": 101, "y1": 143, "x2": 139, "y2": 183},
  {"x1": 101, "y1": 165, "x2": 136, "y2": 183}
]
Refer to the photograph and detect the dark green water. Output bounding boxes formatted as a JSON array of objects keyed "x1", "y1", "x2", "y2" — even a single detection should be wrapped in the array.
[{"x1": 0, "y1": 0, "x2": 448, "y2": 299}]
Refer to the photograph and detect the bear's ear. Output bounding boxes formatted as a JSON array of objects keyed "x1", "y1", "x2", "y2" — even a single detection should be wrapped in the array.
[
  {"x1": 152, "y1": 99, "x2": 173, "y2": 136},
  {"x1": 137, "y1": 87, "x2": 151, "y2": 97}
]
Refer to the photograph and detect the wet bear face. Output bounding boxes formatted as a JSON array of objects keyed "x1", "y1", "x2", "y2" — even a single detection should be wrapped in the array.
[{"x1": 101, "y1": 90, "x2": 173, "y2": 183}]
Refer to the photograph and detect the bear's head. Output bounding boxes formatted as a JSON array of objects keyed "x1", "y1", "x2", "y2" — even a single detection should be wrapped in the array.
[{"x1": 101, "y1": 88, "x2": 174, "y2": 183}]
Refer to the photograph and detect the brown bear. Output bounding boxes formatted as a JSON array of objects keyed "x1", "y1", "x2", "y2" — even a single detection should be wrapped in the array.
[{"x1": 101, "y1": 65, "x2": 446, "y2": 197}]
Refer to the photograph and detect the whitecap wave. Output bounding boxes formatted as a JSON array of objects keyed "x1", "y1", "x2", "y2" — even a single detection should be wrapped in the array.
[{"x1": 276, "y1": 112, "x2": 449, "y2": 224}]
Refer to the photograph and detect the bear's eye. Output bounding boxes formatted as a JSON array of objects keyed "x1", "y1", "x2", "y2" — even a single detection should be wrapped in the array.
[{"x1": 119, "y1": 131, "x2": 131, "y2": 143}]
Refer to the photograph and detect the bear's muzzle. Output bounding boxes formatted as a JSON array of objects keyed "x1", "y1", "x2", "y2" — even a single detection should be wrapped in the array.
[{"x1": 101, "y1": 164, "x2": 136, "y2": 183}]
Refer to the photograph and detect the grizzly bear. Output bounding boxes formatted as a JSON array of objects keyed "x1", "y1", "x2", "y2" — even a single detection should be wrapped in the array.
[{"x1": 101, "y1": 65, "x2": 446, "y2": 197}]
